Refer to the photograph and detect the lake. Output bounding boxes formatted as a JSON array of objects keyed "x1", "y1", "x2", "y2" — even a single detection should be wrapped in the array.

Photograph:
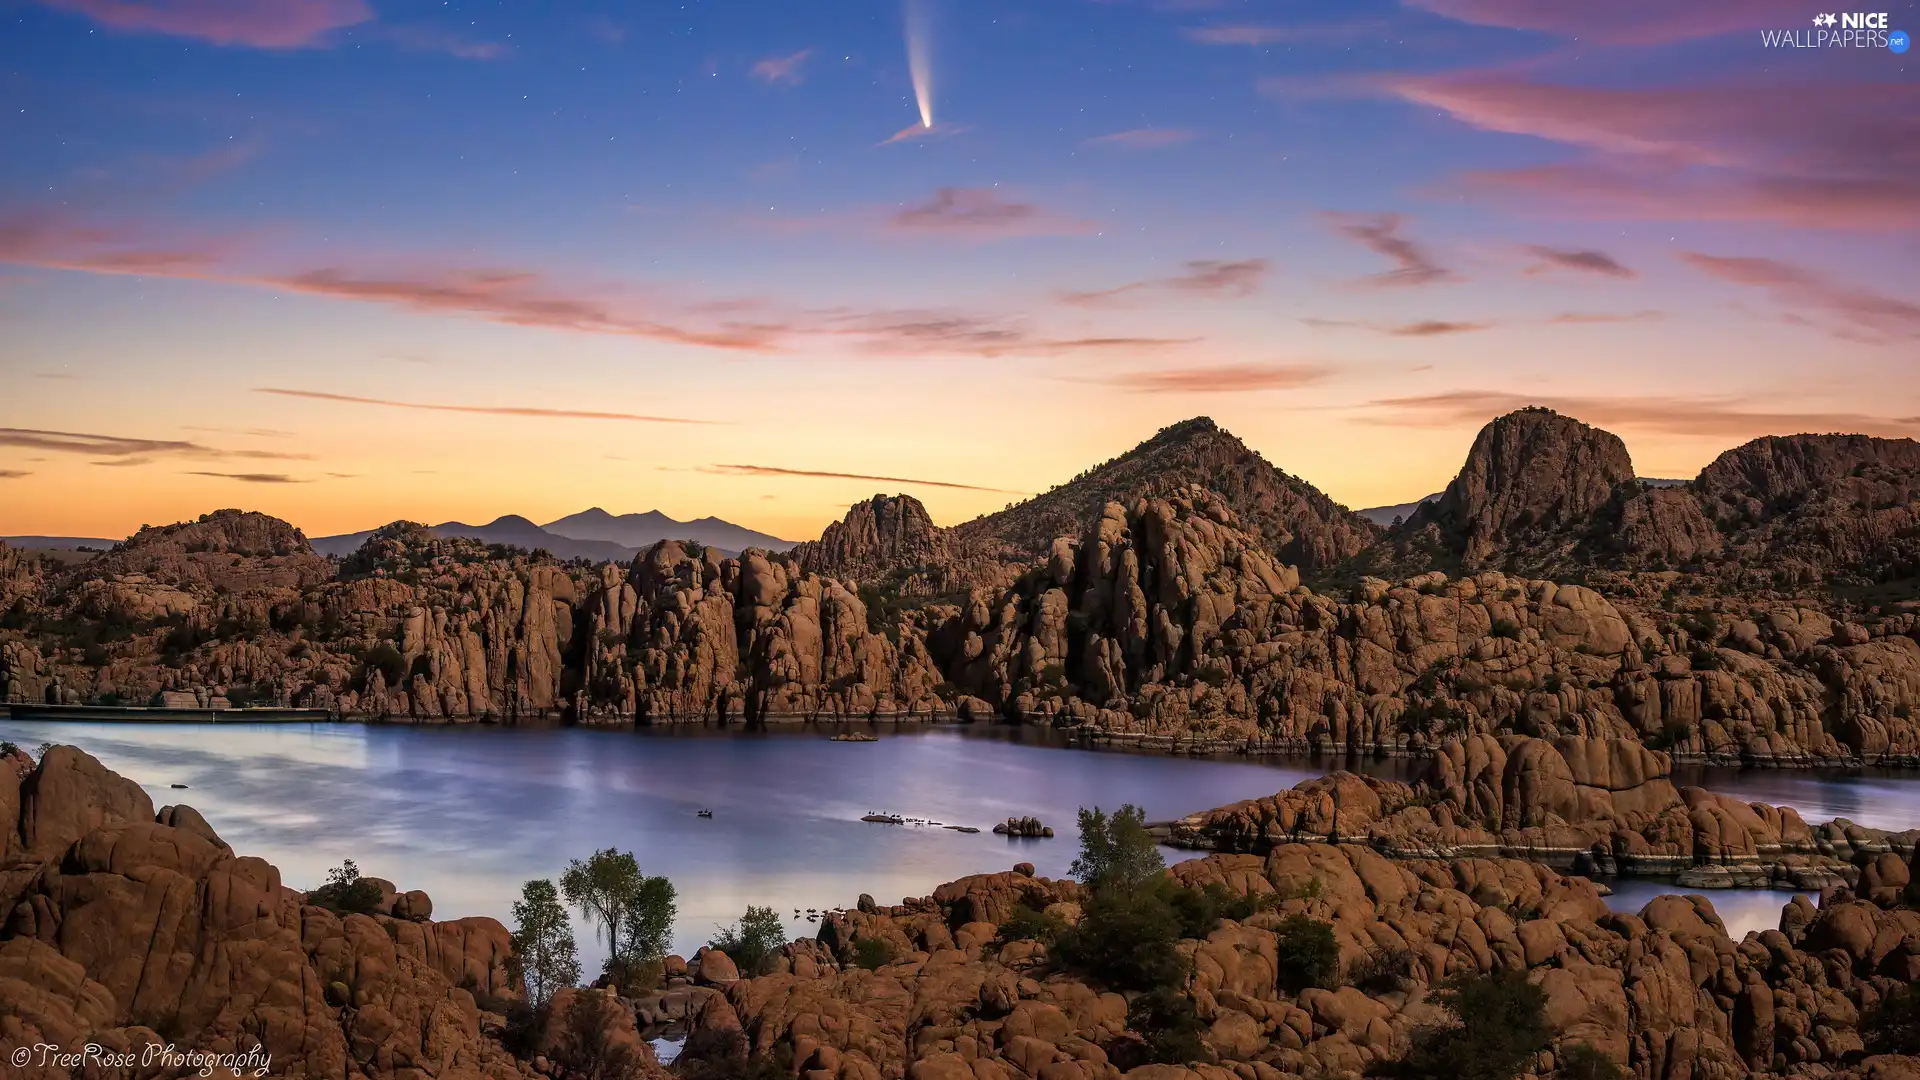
[{"x1": 0, "y1": 720, "x2": 1874, "y2": 969}]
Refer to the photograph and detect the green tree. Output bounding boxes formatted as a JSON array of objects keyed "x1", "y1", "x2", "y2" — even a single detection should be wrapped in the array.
[
  {"x1": 1069, "y1": 804, "x2": 1165, "y2": 897},
  {"x1": 510, "y1": 878, "x2": 581, "y2": 1008},
  {"x1": 560, "y1": 849, "x2": 676, "y2": 981},
  {"x1": 1054, "y1": 891, "x2": 1188, "y2": 993},
  {"x1": 1273, "y1": 914, "x2": 1340, "y2": 994},
  {"x1": 709, "y1": 905, "x2": 788, "y2": 976},
  {"x1": 1127, "y1": 986, "x2": 1207, "y2": 1065},
  {"x1": 1404, "y1": 971, "x2": 1552, "y2": 1080}
]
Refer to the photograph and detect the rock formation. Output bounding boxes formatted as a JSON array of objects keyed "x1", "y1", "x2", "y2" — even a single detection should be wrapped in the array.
[
  {"x1": 675, "y1": 846, "x2": 1920, "y2": 1080},
  {"x1": 0, "y1": 746, "x2": 602, "y2": 1080},
  {"x1": 1160, "y1": 735, "x2": 1920, "y2": 891},
  {"x1": 4, "y1": 409, "x2": 1919, "y2": 762}
]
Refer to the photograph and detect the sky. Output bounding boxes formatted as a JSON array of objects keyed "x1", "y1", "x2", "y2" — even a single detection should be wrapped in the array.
[{"x1": 1, "y1": 0, "x2": 1916, "y2": 543}]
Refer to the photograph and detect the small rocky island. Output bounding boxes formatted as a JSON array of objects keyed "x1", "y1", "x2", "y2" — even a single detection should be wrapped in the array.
[
  {"x1": 829, "y1": 731, "x2": 878, "y2": 742},
  {"x1": 993, "y1": 815, "x2": 1054, "y2": 838}
]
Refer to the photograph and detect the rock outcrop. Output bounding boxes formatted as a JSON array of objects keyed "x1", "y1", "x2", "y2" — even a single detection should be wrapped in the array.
[
  {"x1": 1160, "y1": 736, "x2": 1919, "y2": 890},
  {"x1": 0, "y1": 747, "x2": 582, "y2": 1080}
]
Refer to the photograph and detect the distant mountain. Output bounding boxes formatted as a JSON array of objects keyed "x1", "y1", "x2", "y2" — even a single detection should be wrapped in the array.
[
  {"x1": 312, "y1": 516, "x2": 633, "y2": 562},
  {"x1": 0, "y1": 536, "x2": 121, "y2": 551},
  {"x1": 1356, "y1": 496, "x2": 1440, "y2": 527},
  {"x1": 311, "y1": 508, "x2": 793, "y2": 561},
  {"x1": 540, "y1": 507, "x2": 795, "y2": 553}
]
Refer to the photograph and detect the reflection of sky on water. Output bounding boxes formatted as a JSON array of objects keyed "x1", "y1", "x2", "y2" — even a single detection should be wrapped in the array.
[
  {"x1": 2, "y1": 719, "x2": 1897, "y2": 970},
  {"x1": 0, "y1": 720, "x2": 1408, "y2": 968},
  {"x1": 1673, "y1": 765, "x2": 1920, "y2": 833},
  {"x1": 1601, "y1": 880, "x2": 1812, "y2": 941}
]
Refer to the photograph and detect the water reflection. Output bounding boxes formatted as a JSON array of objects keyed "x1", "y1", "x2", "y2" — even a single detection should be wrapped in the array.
[
  {"x1": 1673, "y1": 765, "x2": 1920, "y2": 833},
  {"x1": 0, "y1": 720, "x2": 1402, "y2": 969},
  {"x1": 1601, "y1": 879, "x2": 1809, "y2": 940},
  {"x1": 0, "y1": 719, "x2": 1883, "y2": 970}
]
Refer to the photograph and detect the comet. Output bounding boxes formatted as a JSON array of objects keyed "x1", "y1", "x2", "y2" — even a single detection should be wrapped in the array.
[{"x1": 905, "y1": 0, "x2": 934, "y2": 129}]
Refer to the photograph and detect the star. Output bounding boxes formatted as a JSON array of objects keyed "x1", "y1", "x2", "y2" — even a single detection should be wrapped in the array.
[{"x1": 1813, "y1": 13, "x2": 1826, "y2": 25}]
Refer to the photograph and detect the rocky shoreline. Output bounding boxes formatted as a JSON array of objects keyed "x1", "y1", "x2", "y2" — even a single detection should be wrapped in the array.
[{"x1": 14, "y1": 742, "x2": 1920, "y2": 1078}]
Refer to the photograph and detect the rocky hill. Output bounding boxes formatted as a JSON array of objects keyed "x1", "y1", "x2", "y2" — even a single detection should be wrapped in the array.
[
  {"x1": 789, "y1": 417, "x2": 1380, "y2": 594},
  {"x1": 1354, "y1": 408, "x2": 1920, "y2": 595}
]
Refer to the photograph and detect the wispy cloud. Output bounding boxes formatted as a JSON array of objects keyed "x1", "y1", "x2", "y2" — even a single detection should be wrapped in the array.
[
  {"x1": 0, "y1": 426, "x2": 304, "y2": 460},
  {"x1": 183, "y1": 471, "x2": 307, "y2": 483},
  {"x1": 0, "y1": 470, "x2": 29, "y2": 480},
  {"x1": 253, "y1": 388, "x2": 723, "y2": 424},
  {"x1": 1361, "y1": 390, "x2": 1920, "y2": 438},
  {"x1": 1104, "y1": 363, "x2": 1328, "y2": 393},
  {"x1": 1183, "y1": 22, "x2": 1383, "y2": 45},
  {"x1": 703, "y1": 463, "x2": 1025, "y2": 494},
  {"x1": 1081, "y1": 128, "x2": 1196, "y2": 150},
  {"x1": 751, "y1": 49, "x2": 812, "y2": 86},
  {"x1": 35, "y1": 0, "x2": 372, "y2": 48},
  {"x1": 1401, "y1": 0, "x2": 1812, "y2": 45},
  {"x1": 1, "y1": 216, "x2": 1178, "y2": 360},
  {"x1": 1680, "y1": 253, "x2": 1920, "y2": 343},
  {"x1": 32, "y1": 372, "x2": 79, "y2": 380},
  {"x1": 1062, "y1": 258, "x2": 1267, "y2": 307},
  {"x1": 1304, "y1": 317, "x2": 1491, "y2": 336},
  {"x1": 1321, "y1": 213, "x2": 1459, "y2": 287},
  {"x1": 1549, "y1": 310, "x2": 1663, "y2": 324},
  {"x1": 182, "y1": 425, "x2": 293, "y2": 438},
  {"x1": 1523, "y1": 246, "x2": 1636, "y2": 279},
  {"x1": 90, "y1": 457, "x2": 153, "y2": 467},
  {"x1": 888, "y1": 187, "x2": 1097, "y2": 239}
]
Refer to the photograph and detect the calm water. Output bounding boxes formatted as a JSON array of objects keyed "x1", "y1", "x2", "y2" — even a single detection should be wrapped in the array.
[{"x1": 0, "y1": 720, "x2": 1886, "y2": 965}]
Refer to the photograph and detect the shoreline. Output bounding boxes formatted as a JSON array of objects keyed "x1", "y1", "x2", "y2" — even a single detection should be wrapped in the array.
[{"x1": 10, "y1": 700, "x2": 1920, "y2": 772}]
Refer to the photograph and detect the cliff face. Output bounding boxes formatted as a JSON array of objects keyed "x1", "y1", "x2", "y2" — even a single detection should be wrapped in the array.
[{"x1": 0, "y1": 747, "x2": 556, "y2": 1080}]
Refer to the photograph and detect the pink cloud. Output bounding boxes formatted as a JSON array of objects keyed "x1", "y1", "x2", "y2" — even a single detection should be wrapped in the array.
[
  {"x1": 1680, "y1": 252, "x2": 1920, "y2": 343},
  {"x1": 35, "y1": 0, "x2": 372, "y2": 48},
  {"x1": 1320, "y1": 213, "x2": 1459, "y2": 287},
  {"x1": 1402, "y1": 0, "x2": 1815, "y2": 45},
  {"x1": 1104, "y1": 363, "x2": 1328, "y2": 393},
  {"x1": 1363, "y1": 390, "x2": 1920, "y2": 439},
  {"x1": 1378, "y1": 74, "x2": 1920, "y2": 231},
  {"x1": 1061, "y1": 258, "x2": 1268, "y2": 307},
  {"x1": 751, "y1": 49, "x2": 813, "y2": 86}
]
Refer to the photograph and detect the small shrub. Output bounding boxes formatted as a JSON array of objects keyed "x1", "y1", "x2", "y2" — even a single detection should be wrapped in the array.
[
  {"x1": 1556, "y1": 1042, "x2": 1624, "y2": 1080},
  {"x1": 553, "y1": 990, "x2": 646, "y2": 1080},
  {"x1": 1127, "y1": 986, "x2": 1208, "y2": 1065},
  {"x1": 1273, "y1": 914, "x2": 1340, "y2": 994},
  {"x1": 1866, "y1": 983, "x2": 1920, "y2": 1054},
  {"x1": 853, "y1": 937, "x2": 895, "y2": 970},
  {"x1": 363, "y1": 642, "x2": 406, "y2": 687},
  {"x1": 992, "y1": 905, "x2": 1067, "y2": 950},
  {"x1": 709, "y1": 905, "x2": 788, "y2": 976},
  {"x1": 1489, "y1": 618, "x2": 1521, "y2": 640},
  {"x1": 309, "y1": 858, "x2": 385, "y2": 915},
  {"x1": 1350, "y1": 945, "x2": 1417, "y2": 993},
  {"x1": 1402, "y1": 971, "x2": 1552, "y2": 1080}
]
